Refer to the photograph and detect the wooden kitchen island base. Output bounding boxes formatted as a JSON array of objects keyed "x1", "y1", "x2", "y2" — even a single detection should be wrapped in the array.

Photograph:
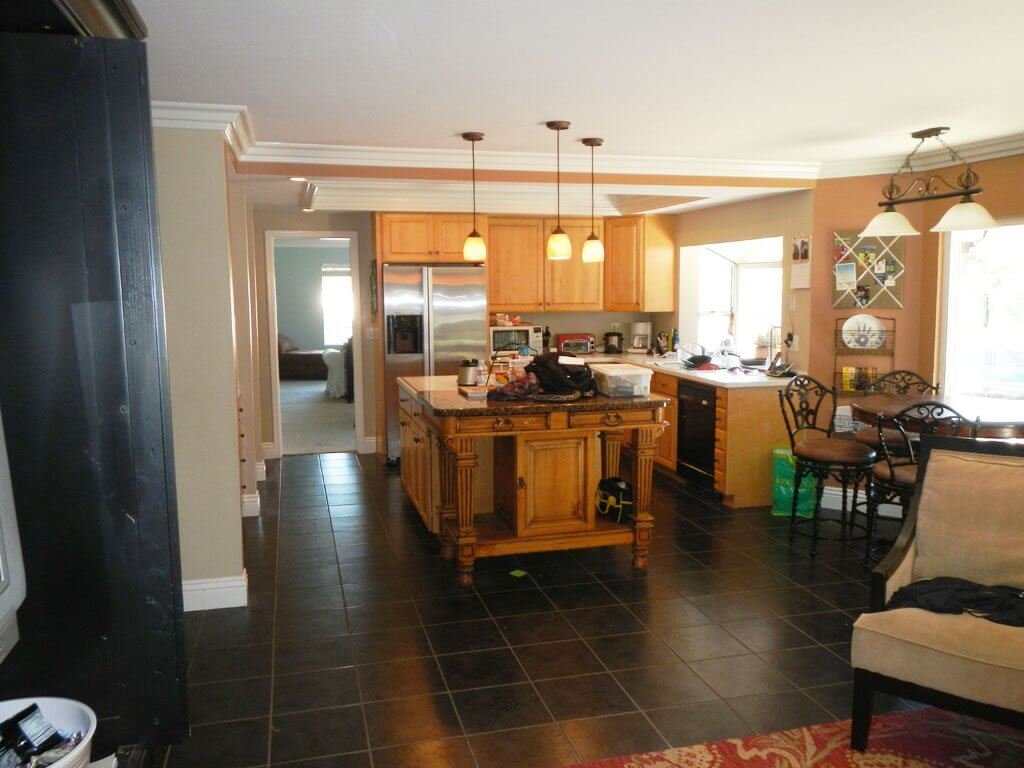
[{"x1": 398, "y1": 377, "x2": 667, "y2": 588}]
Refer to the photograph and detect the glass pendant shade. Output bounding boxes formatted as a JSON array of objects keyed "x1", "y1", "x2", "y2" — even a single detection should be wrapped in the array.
[
  {"x1": 546, "y1": 228, "x2": 572, "y2": 261},
  {"x1": 581, "y1": 233, "x2": 604, "y2": 263},
  {"x1": 859, "y1": 206, "x2": 920, "y2": 238},
  {"x1": 463, "y1": 230, "x2": 486, "y2": 262},
  {"x1": 930, "y1": 200, "x2": 998, "y2": 232}
]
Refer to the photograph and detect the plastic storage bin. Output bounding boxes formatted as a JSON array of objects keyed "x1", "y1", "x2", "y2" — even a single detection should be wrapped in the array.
[
  {"x1": 590, "y1": 364, "x2": 653, "y2": 397},
  {"x1": 0, "y1": 698, "x2": 96, "y2": 768}
]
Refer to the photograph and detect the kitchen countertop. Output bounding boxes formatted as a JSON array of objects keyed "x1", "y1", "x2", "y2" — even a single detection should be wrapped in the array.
[
  {"x1": 581, "y1": 353, "x2": 790, "y2": 389},
  {"x1": 399, "y1": 375, "x2": 669, "y2": 417}
]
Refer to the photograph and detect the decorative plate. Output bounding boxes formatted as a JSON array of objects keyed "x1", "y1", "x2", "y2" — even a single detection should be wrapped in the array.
[{"x1": 841, "y1": 313, "x2": 886, "y2": 349}]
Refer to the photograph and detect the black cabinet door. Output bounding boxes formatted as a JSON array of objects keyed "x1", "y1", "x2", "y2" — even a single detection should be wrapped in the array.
[{"x1": 0, "y1": 33, "x2": 187, "y2": 751}]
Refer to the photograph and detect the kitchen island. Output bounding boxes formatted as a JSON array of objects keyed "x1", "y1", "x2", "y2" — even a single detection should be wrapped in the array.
[
  {"x1": 397, "y1": 376, "x2": 669, "y2": 587},
  {"x1": 581, "y1": 354, "x2": 790, "y2": 507}
]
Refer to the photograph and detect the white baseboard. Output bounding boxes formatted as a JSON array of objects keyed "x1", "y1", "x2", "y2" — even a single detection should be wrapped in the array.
[
  {"x1": 182, "y1": 571, "x2": 248, "y2": 612},
  {"x1": 262, "y1": 441, "x2": 281, "y2": 460},
  {"x1": 359, "y1": 436, "x2": 378, "y2": 454},
  {"x1": 255, "y1": 461, "x2": 267, "y2": 482},
  {"x1": 241, "y1": 492, "x2": 261, "y2": 517},
  {"x1": 820, "y1": 487, "x2": 902, "y2": 519}
]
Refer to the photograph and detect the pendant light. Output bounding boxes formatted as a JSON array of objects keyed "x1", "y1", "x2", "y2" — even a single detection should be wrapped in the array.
[
  {"x1": 546, "y1": 121, "x2": 572, "y2": 261},
  {"x1": 580, "y1": 137, "x2": 605, "y2": 263},
  {"x1": 462, "y1": 132, "x2": 486, "y2": 262},
  {"x1": 859, "y1": 127, "x2": 998, "y2": 238}
]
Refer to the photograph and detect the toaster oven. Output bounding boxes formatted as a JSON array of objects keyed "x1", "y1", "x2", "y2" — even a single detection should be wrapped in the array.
[{"x1": 556, "y1": 333, "x2": 596, "y2": 355}]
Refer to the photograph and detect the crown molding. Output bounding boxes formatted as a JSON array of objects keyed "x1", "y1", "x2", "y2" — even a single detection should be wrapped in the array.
[
  {"x1": 818, "y1": 132, "x2": 1024, "y2": 179},
  {"x1": 151, "y1": 101, "x2": 255, "y2": 160},
  {"x1": 241, "y1": 140, "x2": 821, "y2": 179},
  {"x1": 151, "y1": 101, "x2": 1024, "y2": 182}
]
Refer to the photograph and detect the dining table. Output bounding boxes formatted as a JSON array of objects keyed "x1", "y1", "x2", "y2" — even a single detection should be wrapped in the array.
[{"x1": 851, "y1": 392, "x2": 1024, "y2": 439}]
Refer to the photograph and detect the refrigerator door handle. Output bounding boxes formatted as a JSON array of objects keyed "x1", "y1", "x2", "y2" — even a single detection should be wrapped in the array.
[{"x1": 423, "y1": 267, "x2": 433, "y2": 376}]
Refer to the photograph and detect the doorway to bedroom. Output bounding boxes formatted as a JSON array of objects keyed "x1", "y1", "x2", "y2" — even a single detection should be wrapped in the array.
[{"x1": 268, "y1": 233, "x2": 362, "y2": 455}]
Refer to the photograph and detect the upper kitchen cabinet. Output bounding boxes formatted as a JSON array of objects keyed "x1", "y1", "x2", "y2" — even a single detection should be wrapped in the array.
[
  {"x1": 603, "y1": 215, "x2": 675, "y2": 312},
  {"x1": 543, "y1": 218, "x2": 604, "y2": 311},
  {"x1": 487, "y1": 216, "x2": 545, "y2": 311},
  {"x1": 376, "y1": 212, "x2": 488, "y2": 262}
]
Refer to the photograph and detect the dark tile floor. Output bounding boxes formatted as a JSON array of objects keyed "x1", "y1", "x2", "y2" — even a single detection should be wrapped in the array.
[{"x1": 167, "y1": 452, "x2": 914, "y2": 768}]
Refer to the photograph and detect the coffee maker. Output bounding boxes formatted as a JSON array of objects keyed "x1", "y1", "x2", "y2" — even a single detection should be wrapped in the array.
[
  {"x1": 603, "y1": 331, "x2": 623, "y2": 354},
  {"x1": 629, "y1": 321, "x2": 652, "y2": 352}
]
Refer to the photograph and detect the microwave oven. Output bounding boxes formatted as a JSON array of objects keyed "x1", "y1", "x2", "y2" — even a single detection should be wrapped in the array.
[{"x1": 489, "y1": 325, "x2": 543, "y2": 354}]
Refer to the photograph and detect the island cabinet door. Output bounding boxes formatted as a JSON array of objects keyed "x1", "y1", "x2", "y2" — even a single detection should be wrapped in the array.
[{"x1": 513, "y1": 432, "x2": 598, "y2": 537}]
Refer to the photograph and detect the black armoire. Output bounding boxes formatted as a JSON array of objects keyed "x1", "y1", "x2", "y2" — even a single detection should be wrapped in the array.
[{"x1": 0, "y1": 26, "x2": 188, "y2": 754}]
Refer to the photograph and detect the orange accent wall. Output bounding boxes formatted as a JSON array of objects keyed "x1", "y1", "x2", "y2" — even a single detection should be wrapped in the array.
[
  {"x1": 808, "y1": 174, "x2": 926, "y2": 384},
  {"x1": 809, "y1": 153, "x2": 1024, "y2": 387}
]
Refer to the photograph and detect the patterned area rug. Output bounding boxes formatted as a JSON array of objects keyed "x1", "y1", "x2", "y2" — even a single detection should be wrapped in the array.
[{"x1": 570, "y1": 709, "x2": 1024, "y2": 768}]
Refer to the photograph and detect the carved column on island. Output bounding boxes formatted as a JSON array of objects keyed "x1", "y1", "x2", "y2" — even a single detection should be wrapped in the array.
[
  {"x1": 445, "y1": 434, "x2": 478, "y2": 588},
  {"x1": 631, "y1": 422, "x2": 665, "y2": 570},
  {"x1": 437, "y1": 433, "x2": 456, "y2": 561},
  {"x1": 601, "y1": 428, "x2": 626, "y2": 478}
]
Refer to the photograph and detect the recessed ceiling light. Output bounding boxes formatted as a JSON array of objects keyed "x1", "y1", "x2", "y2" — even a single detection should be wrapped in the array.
[
  {"x1": 301, "y1": 207, "x2": 314, "y2": 213},
  {"x1": 290, "y1": 176, "x2": 307, "y2": 182}
]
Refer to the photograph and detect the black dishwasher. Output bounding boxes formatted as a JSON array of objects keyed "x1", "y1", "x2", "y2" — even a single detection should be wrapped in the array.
[{"x1": 676, "y1": 381, "x2": 717, "y2": 486}]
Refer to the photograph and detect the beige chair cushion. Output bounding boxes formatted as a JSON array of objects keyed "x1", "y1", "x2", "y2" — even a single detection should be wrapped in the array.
[
  {"x1": 852, "y1": 608, "x2": 1024, "y2": 712},
  {"x1": 914, "y1": 449, "x2": 1024, "y2": 587}
]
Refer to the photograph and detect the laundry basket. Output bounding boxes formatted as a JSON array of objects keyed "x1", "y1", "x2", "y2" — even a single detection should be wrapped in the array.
[{"x1": 0, "y1": 698, "x2": 96, "y2": 768}]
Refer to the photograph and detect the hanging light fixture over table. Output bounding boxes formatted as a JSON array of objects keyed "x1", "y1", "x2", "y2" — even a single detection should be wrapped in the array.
[
  {"x1": 580, "y1": 137, "x2": 605, "y2": 263},
  {"x1": 461, "y1": 131, "x2": 487, "y2": 262},
  {"x1": 545, "y1": 121, "x2": 572, "y2": 261},
  {"x1": 859, "y1": 127, "x2": 998, "y2": 238}
]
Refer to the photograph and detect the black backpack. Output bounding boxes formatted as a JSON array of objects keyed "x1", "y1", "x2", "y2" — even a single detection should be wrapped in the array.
[{"x1": 525, "y1": 353, "x2": 595, "y2": 396}]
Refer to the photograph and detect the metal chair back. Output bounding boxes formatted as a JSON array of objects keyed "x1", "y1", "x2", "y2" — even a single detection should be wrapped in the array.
[
  {"x1": 779, "y1": 374, "x2": 836, "y2": 450},
  {"x1": 876, "y1": 400, "x2": 978, "y2": 483},
  {"x1": 868, "y1": 370, "x2": 939, "y2": 395}
]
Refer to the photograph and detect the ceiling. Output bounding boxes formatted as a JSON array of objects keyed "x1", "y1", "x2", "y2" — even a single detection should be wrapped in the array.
[{"x1": 138, "y1": 0, "x2": 1024, "y2": 163}]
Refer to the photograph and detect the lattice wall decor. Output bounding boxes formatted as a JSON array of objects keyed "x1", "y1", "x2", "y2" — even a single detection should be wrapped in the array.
[{"x1": 832, "y1": 231, "x2": 905, "y2": 309}]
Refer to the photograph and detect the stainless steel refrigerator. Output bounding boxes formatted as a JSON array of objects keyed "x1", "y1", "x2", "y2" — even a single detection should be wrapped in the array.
[{"x1": 383, "y1": 264, "x2": 487, "y2": 460}]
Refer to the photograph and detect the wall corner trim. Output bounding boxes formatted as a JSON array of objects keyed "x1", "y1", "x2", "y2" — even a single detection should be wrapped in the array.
[
  {"x1": 255, "y1": 461, "x2": 267, "y2": 482},
  {"x1": 359, "y1": 436, "x2": 378, "y2": 455},
  {"x1": 182, "y1": 571, "x2": 248, "y2": 612},
  {"x1": 241, "y1": 492, "x2": 261, "y2": 518}
]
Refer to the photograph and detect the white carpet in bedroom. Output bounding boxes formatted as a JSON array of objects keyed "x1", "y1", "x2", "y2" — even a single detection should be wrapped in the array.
[{"x1": 280, "y1": 380, "x2": 356, "y2": 455}]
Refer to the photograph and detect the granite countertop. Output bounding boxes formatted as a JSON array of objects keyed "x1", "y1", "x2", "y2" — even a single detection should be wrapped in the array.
[
  {"x1": 582, "y1": 353, "x2": 790, "y2": 389},
  {"x1": 399, "y1": 375, "x2": 669, "y2": 417}
]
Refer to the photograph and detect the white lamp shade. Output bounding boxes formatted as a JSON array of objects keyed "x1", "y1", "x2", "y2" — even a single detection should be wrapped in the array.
[
  {"x1": 859, "y1": 208, "x2": 920, "y2": 238},
  {"x1": 463, "y1": 231, "x2": 486, "y2": 262},
  {"x1": 546, "y1": 229, "x2": 572, "y2": 261},
  {"x1": 581, "y1": 235, "x2": 604, "y2": 263},
  {"x1": 930, "y1": 200, "x2": 998, "y2": 232}
]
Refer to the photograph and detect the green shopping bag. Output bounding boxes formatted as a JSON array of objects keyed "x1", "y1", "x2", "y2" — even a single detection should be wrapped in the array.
[{"x1": 771, "y1": 445, "x2": 815, "y2": 518}]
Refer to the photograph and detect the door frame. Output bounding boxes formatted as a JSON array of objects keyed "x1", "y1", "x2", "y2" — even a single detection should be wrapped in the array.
[{"x1": 264, "y1": 229, "x2": 367, "y2": 455}]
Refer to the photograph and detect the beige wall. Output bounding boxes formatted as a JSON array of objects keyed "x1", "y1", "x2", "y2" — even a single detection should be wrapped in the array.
[
  {"x1": 251, "y1": 207, "x2": 376, "y2": 451},
  {"x1": 665, "y1": 190, "x2": 815, "y2": 370},
  {"x1": 154, "y1": 128, "x2": 244, "y2": 582}
]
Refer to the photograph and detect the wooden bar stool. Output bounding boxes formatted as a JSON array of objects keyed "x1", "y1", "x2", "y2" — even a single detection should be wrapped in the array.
[{"x1": 779, "y1": 375, "x2": 877, "y2": 557}]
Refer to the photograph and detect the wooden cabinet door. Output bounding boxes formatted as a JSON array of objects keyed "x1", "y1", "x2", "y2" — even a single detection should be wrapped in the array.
[
  {"x1": 543, "y1": 218, "x2": 603, "y2": 311},
  {"x1": 434, "y1": 214, "x2": 487, "y2": 261},
  {"x1": 487, "y1": 217, "x2": 544, "y2": 311},
  {"x1": 604, "y1": 216, "x2": 644, "y2": 310},
  {"x1": 379, "y1": 213, "x2": 434, "y2": 261},
  {"x1": 515, "y1": 432, "x2": 596, "y2": 536},
  {"x1": 655, "y1": 396, "x2": 678, "y2": 469}
]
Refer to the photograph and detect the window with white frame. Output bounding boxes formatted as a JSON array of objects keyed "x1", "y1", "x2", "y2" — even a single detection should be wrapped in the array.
[
  {"x1": 942, "y1": 225, "x2": 1024, "y2": 399},
  {"x1": 683, "y1": 237, "x2": 783, "y2": 358},
  {"x1": 321, "y1": 264, "x2": 353, "y2": 346}
]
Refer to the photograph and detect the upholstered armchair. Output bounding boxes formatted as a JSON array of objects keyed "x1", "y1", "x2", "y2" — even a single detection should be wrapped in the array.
[{"x1": 851, "y1": 436, "x2": 1024, "y2": 750}]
